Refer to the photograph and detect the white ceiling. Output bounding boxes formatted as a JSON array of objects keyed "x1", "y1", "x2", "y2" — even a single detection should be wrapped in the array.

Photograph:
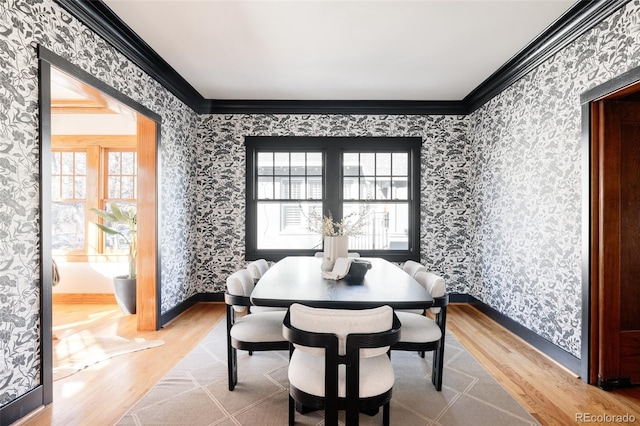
[{"x1": 102, "y1": 0, "x2": 577, "y2": 101}]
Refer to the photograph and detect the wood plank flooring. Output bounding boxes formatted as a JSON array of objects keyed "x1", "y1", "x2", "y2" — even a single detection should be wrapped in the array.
[{"x1": 16, "y1": 302, "x2": 640, "y2": 426}]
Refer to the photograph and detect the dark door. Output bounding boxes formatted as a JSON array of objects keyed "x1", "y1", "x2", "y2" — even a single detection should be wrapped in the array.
[{"x1": 597, "y1": 100, "x2": 640, "y2": 388}]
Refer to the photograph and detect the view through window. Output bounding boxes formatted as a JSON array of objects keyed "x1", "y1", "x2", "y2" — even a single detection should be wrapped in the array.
[{"x1": 246, "y1": 137, "x2": 421, "y2": 262}]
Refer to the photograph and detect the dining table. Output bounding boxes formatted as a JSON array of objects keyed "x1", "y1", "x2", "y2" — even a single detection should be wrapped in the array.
[{"x1": 250, "y1": 256, "x2": 442, "y2": 310}]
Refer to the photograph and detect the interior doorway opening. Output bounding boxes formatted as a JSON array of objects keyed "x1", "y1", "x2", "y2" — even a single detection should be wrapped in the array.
[{"x1": 39, "y1": 45, "x2": 162, "y2": 405}]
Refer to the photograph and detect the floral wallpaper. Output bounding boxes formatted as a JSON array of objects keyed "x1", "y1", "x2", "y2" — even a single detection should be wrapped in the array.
[
  {"x1": 194, "y1": 114, "x2": 474, "y2": 293},
  {"x1": 0, "y1": 0, "x2": 199, "y2": 406},
  {"x1": 1, "y1": 0, "x2": 640, "y2": 417},
  {"x1": 469, "y1": 1, "x2": 640, "y2": 357}
]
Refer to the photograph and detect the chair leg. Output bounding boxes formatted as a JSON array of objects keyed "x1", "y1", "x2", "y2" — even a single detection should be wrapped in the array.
[
  {"x1": 432, "y1": 346, "x2": 444, "y2": 391},
  {"x1": 288, "y1": 395, "x2": 295, "y2": 426},
  {"x1": 227, "y1": 346, "x2": 238, "y2": 391},
  {"x1": 383, "y1": 401, "x2": 390, "y2": 426}
]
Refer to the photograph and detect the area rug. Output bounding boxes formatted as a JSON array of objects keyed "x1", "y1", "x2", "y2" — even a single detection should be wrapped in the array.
[
  {"x1": 54, "y1": 331, "x2": 165, "y2": 381},
  {"x1": 117, "y1": 320, "x2": 539, "y2": 425}
]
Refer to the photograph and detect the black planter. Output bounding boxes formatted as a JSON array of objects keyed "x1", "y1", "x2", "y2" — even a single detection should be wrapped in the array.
[{"x1": 113, "y1": 276, "x2": 136, "y2": 315}]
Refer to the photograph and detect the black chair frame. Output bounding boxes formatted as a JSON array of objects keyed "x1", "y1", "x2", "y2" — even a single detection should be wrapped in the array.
[
  {"x1": 224, "y1": 292, "x2": 289, "y2": 391},
  {"x1": 391, "y1": 294, "x2": 449, "y2": 391},
  {"x1": 283, "y1": 309, "x2": 401, "y2": 426}
]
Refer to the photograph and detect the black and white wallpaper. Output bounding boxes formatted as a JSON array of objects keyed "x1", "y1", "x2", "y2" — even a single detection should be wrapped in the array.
[
  {"x1": 2, "y1": 0, "x2": 640, "y2": 413},
  {"x1": 469, "y1": 0, "x2": 640, "y2": 357},
  {"x1": 194, "y1": 114, "x2": 474, "y2": 293},
  {"x1": 0, "y1": 0, "x2": 199, "y2": 405}
]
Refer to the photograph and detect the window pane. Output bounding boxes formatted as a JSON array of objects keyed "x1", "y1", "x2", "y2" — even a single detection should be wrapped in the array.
[
  {"x1": 256, "y1": 201, "x2": 323, "y2": 250},
  {"x1": 290, "y1": 153, "x2": 305, "y2": 176},
  {"x1": 108, "y1": 152, "x2": 121, "y2": 174},
  {"x1": 360, "y1": 153, "x2": 375, "y2": 176},
  {"x1": 258, "y1": 176, "x2": 274, "y2": 199},
  {"x1": 392, "y1": 177, "x2": 408, "y2": 199},
  {"x1": 343, "y1": 153, "x2": 359, "y2": 176},
  {"x1": 290, "y1": 178, "x2": 304, "y2": 199},
  {"x1": 392, "y1": 153, "x2": 408, "y2": 176},
  {"x1": 61, "y1": 152, "x2": 74, "y2": 174},
  {"x1": 274, "y1": 153, "x2": 289, "y2": 175},
  {"x1": 61, "y1": 176, "x2": 74, "y2": 199},
  {"x1": 376, "y1": 153, "x2": 391, "y2": 175},
  {"x1": 51, "y1": 152, "x2": 61, "y2": 174},
  {"x1": 359, "y1": 177, "x2": 376, "y2": 200},
  {"x1": 108, "y1": 177, "x2": 121, "y2": 199},
  {"x1": 377, "y1": 177, "x2": 391, "y2": 200},
  {"x1": 121, "y1": 176, "x2": 135, "y2": 199},
  {"x1": 121, "y1": 152, "x2": 135, "y2": 175},
  {"x1": 52, "y1": 202, "x2": 85, "y2": 251},
  {"x1": 343, "y1": 176, "x2": 358, "y2": 200},
  {"x1": 277, "y1": 176, "x2": 290, "y2": 199},
  {"x1": 75, "y1": 152, "x2": 86, "y2": 174},
  {"x1": 307, "y1": 153, "x2": 322, "y2": 175},
  {"x1": 307, "y1": 176, "x2": 323, "y2": 200},
  {"x1": 75, "y1": 176, "x2": 86, "y2": 199},
  {"x1": 344, "y1": 202, "x2": 409, "y2": 251},
  {"x1": 257, "y1": 152, "x2": 273, "y2": 175}
]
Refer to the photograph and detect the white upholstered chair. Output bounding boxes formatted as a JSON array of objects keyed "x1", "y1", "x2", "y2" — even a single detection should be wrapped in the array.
[
  {"x1": 399, "y1": 260, "x2": 428, "y2": 314},
  {"x1": 247, "y1": 258, "x2": 269, "y2": 283},
  {"x1": 402, "y1": 259, "x2": 427, "y2": 278},
  {"x1": 283, "y1": 303, "x2": 401, "y2": 426},
  {"x1": 224, "y1": 269, "x2": 288, "y2": 391},
  {"x1": 392, "y1": 270, "x2": 448, "y2": 391}
]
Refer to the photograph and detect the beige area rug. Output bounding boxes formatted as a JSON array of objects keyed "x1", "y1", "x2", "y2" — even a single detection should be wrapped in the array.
[
  {"x1": 117, "y1": 321, "x2": 539, "y2": 426},
  {"x1": 53, "y1": 331, "x2": 165, "y2": 381}
]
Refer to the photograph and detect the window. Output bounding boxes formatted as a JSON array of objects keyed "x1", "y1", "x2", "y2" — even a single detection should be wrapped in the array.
[
  {"x1": 245, "y1": 137, "x2": 421, "y2": 262},
  {"x1": 51, "y1": 136, "x2": 136, "y2": 260}
]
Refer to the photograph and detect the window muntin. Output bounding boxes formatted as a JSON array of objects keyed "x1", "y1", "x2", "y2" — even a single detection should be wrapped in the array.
[
  {"x1": 51, "y1": 141, "x2": 137, "y2": 259},
  {"x1": 255, "y1": 151, "x2": 324, "y2": 250},
  {"x1": 246, "y1": 137, "x2": 421, "y2": 261}
]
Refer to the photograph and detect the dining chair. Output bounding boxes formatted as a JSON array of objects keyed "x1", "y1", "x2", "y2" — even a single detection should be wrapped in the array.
[
  {"x1": 402, "y1": 259, "x2": 427, "y2": 278},
  {"x1": 224, "y1": 269, "x2": 288, "y2": 391},
  {"x1": 398, "y1": 260, "x2": 428, "y2": 314},
  {"x1": 392, "y1": 270, "x2": 448, "y2": 391},
  {"x1": 283, "y1": 303, "x2": 401, "y2": 426},
  {"x1": 247, "y1": 258, "x2": 269, "y2": 283}
]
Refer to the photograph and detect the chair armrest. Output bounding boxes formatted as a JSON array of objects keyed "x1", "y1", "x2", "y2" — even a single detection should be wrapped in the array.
[
  {"x1": 224, "y1": 292, "x2": 252, "y2": 307},
  {"x1": 432, "y1": 294, "x2": 449, "y2": 308}
]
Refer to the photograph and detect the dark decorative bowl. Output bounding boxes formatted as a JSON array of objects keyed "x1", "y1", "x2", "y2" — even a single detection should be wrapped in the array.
[{"x1": 343, "y1": 259, "x2": 372, "y2": 284}]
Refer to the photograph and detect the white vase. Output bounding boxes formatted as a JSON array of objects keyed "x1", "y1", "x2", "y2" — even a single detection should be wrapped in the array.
[{"x1": 323, "y1": 236, "x2": 349, "y2": 270}]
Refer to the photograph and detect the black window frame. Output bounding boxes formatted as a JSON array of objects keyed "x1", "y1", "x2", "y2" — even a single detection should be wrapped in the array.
[{"x1": 245, "y1": 136, "x2": 421, "y2": 262}]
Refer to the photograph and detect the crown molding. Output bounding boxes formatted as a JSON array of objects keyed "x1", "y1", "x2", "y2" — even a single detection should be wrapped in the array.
[
  {"x1": 54, "y1": 0, "x2": 207, "y2": 111},
  {"x1": 201, "y1": 99, "x2": 467, "y2": 115},
  {"x1": 55, "y1": 0, "x2": 630, "y2": 115},
  {"x1": 464, "y1": 0, "x2": 631, "y2": 113}
]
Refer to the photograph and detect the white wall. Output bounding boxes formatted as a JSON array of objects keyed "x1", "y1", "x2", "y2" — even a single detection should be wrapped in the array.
[{"x1": 52, "y1": 259, "x2": 129, "y2": 293}]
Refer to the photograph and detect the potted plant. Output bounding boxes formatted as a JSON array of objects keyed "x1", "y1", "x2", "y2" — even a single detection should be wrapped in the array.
[{"x1": 91, "y1": 204, "x2": 137, "y2": 314}]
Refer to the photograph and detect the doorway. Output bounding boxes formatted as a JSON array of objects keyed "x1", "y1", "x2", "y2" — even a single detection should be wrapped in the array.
[
  {"x1": 39, "y1": 46, "x2": 161, "y2": 404},
  {"x1": 585, "y1": 75, "x2": 640, "y2": 388}
]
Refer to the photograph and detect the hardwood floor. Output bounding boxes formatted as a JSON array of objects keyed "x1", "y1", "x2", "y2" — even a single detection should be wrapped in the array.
[
  {"x1": 17, "y1": 302, "x2": 639, "y2": 426},
  {"x1": 448, "y1": 304, "x2": 640, "y2": 425},
  {"x1": 18, "y1": 302, "x2": 224, "y2": 426}
]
